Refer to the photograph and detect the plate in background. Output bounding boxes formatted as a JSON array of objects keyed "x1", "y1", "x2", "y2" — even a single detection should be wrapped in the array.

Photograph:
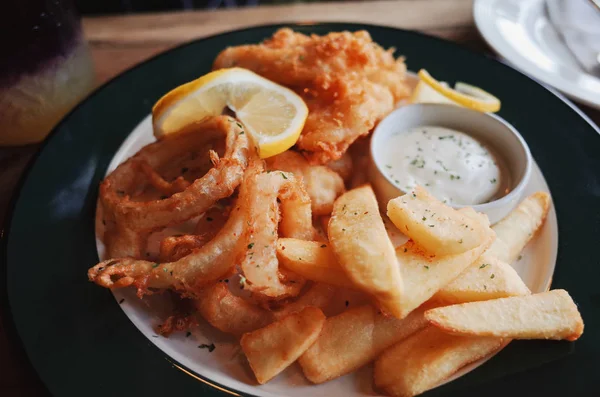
[{"x1": 474, "y1": 0, "x2": 600, "y2": 109}]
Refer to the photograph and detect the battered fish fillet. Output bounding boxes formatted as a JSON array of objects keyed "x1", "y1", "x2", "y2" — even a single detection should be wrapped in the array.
[{"x1": 214, "y1": 28, "x2": 410, "y2": 164}]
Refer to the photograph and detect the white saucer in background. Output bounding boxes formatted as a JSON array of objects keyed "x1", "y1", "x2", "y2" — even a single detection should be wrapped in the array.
[{"x1": 474, "y1": 0, "x2": 600, "y2": 110}]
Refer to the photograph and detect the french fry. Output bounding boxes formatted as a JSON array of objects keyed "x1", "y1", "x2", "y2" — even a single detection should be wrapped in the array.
[
  {"x1": 195, "y1": 283, "x2": 274, "y2": 336},
  {"x1": 374, "y1": 326, "x2": 504, "y2": 397},
  {"x1": 425, "y1": 289, "x2": 584, "y2": 341},
  {"x1": 395, "y1": 235, "x2": 493, "y2": 318},
  {"x1": 433, "y1": 254, "x2": 530, "y2": 304},
  {"x1": 278, "y1": 240, "x2": 527, "y2": 306},
  {"x1": 457, "y1": 206, "x2": 491, "y2": 227},
  {"x1": 277, "y1": 238, "x2": 355, "y2": 288},
  {"x1": 387, "y1": 187, "x2": 490, "y2": 256},
  {"x1": 240, "y1": 307, "x2": 326, "y2": 384},
  {"x1": 273, "y1": 283, "x2": 335, "y2": 319},
  {"x1": 278, "y1": 241, "x2": 526, "y2": 308},
  {"x1": 487, "y1": 192, "x2": 550, "y2": 263},
  {"x1": 328, "y1": 186, "x2": 404, "y2": 317},
  {"x1": 299, "y1": 305, "x2": 427, "y2": 383}
]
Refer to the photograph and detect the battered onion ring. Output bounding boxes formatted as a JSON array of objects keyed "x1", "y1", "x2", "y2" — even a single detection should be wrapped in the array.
[
  {"x1": 240, "y1": 168, "x2": 317, "y2": 299},
  {"x1": 100, "y1": 115, "x2": 250, "y2": 234}
]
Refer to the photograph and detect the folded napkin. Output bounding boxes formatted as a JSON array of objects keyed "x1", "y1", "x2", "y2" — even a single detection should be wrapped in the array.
[{"x1": 546, "y1": 0, "x2": 600, "y2": 75}]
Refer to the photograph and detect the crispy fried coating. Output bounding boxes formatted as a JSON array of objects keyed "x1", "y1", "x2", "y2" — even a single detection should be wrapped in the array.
[{"x1": 214, "y1": 28, "x2": 410, "y2": 163}]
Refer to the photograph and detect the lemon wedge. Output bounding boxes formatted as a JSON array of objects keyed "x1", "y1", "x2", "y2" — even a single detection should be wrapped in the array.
[
  {"x1": 152, "y1": 68, "x2": 308, "y2": 158},
  {"x1": 411, "y1": 69, "x2": 501, "y2": 113}
]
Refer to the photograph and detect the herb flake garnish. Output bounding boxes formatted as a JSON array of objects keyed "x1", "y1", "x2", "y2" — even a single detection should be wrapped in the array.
[{"x1": 198, "y1": 343, "x2": 216, "y2": 352}]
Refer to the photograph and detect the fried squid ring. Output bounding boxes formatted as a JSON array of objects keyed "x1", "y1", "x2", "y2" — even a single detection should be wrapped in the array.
[
  {"x1": 239, "y1": 168, "x2": 317, "y2": 299},
  {"x1": 158, "y1": 201, "x2": 232, "y2": 262},
  {"x1": 101, "y1": 116, "x2": 250, "y2": 235},
  {"x1": 90, "y1": 201, "x2": 245, "y2": 296},
  {"x1": 195, "y1": 282, "x2": 275, "y2": 337},
  {"x1": 138, "y1": 160, "x2": 191, "y2": 196},
  {"x1": 88, "y1": 164, "x2": 261, "y2": 297},
  {"x1": 195, "y1": 282, "x2": 334, "y2": 336},
  {"x1": 266, "y1": 151, "x2": 345, "y2": 216}
]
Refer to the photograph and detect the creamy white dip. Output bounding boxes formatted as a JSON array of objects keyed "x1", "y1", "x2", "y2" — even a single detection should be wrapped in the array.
[{"x1": 379, "y1": 126, "x2": 501, "y2": 205}]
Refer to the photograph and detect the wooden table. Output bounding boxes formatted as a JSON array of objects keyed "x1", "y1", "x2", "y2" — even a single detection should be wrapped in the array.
[{"x1": 1, "y1": 1, "x2": 598, "y2": 395}]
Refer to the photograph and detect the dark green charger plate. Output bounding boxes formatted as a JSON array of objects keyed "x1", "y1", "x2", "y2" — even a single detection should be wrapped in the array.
[{"x1": 2, "y1": 23, "x2": 600, "y2": 397}]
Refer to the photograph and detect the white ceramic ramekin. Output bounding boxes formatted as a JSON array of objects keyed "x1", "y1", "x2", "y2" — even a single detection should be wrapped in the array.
[{"x1": 369, "y1": 103, "x2": 532, "y2": 224}]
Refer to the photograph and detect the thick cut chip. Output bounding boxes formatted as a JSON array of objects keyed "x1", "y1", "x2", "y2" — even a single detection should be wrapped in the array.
[
  {"x1": 299, "y1": 305, "x2": 427, "y2": 383},
  {"x1": 387, "y1": 187, "x2": 489, "y2": 256},
  {"x1": 277, "y1": 238, "x2": 355, "y2": 288},
  {"x1": 433, "y1": 254, "x2": 530, "y2": 304},
  {"x1": 425, "y1": 289, "x2": 584, "y2": 341},
  {"x1": 328, "y1": 186, "x2": 404, "y2": 317},
  {"x1": 195, "y1": 283, "x2": 274, "y2": 337},
  {"x1": 374, "y1": 326, "x2": 504, "y2": 397},
  {"x1": 273, "y1": 283, "x2": 335, "y2": 319},
  {"x1": 395, "y1": 235, "x2": 493, "y2": 318},
  {"x1": 240, "y1": 307, "x2": 326, "y2": 384},
  {"x1": 487, "y1": 192, "x2": 550, "y2": 263}
]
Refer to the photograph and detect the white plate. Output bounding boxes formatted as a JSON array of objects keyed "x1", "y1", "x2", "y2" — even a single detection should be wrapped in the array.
[
  {"x1": 95, "y1": 112, "x2": 558, "y2": 396},
  {"x1": 474, "y1": 0, "x2": 600, "y2": 109}
]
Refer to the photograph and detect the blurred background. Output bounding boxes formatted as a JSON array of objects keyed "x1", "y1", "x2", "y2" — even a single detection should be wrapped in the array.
[{"x1": 76, "y1": 0, "x2": 336, "y2": 13}]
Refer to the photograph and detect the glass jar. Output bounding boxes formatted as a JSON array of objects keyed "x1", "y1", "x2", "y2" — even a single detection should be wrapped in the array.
[{"x1": 0, "y1": 0, "x2": 95, "y2": 145}]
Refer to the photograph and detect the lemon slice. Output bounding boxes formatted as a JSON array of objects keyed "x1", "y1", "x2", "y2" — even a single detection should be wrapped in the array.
[
  {"x1": 152, "y1": 68, "x2": 308, "y2": 158},
  {"x1": 411, "y1": 69, "x2": 501, "y2": 113}
]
